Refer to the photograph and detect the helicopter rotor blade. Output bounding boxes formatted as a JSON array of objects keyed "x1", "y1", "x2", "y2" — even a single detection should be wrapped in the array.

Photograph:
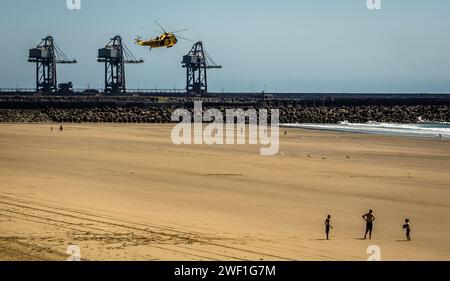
[
  {"x1": 154, "y1": 20, "x2": 167, "y2": 33},
  {"x1": 176, "y1": 35, "x2": 194, "y2": 42},
  {"x1": 170, "y1": 28, "x2": 190, "y2": 34},
  {"x1": 138, "y1": 26, "x2": 161, "y2": 34}
]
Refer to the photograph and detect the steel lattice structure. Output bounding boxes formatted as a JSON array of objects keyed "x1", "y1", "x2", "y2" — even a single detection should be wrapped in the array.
[
  {"x1": 97, "y1": 36, "x2": 144, "y2": 94},
  {"x1": 182, "y1": 41, "x2": 221, "y2": 96},
  {"x1": 28, "y1": 36, "x2": 77, "y2": 93}
]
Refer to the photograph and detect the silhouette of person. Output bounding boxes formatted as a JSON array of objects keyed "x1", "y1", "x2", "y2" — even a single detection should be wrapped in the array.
[
  {"x1": 325, "y1": 215, "x2": 333, "y2": 240},
  {"x1": 59, "y1": 125, "x2": 63, "y2": 132},
  {"x1": 362, "y1": 210, "x2": 375, "y2": 239},
  {"x1": 403, "y1": 218, "x2": 411, "y2": 241}
]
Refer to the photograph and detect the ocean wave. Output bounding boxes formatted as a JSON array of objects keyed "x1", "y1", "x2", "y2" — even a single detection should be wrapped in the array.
[{"x1": 282, "y1": 122, "x2": 450, "y2": 139}]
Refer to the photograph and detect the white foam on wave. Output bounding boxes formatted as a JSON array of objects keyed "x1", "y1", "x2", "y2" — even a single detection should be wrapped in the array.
[{"x1": 282, "y1": 121, "x2": 450, "y2": 139}]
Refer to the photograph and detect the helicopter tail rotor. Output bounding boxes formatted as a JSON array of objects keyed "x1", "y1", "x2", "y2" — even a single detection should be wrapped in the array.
[{"x1": 134, "y1": 35, "x2": 142, "y2": 44}]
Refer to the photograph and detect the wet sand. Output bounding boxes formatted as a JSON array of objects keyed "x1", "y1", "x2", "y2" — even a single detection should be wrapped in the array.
[{"x1": 0, "y1": 124, "x2": 449, "y2": 260}]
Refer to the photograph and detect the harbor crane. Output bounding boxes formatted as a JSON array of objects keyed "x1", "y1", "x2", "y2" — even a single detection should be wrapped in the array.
[
  {"x1": 28, "y1": 36, "x2": 77, "y2": 93},
  {"x1": 182, "y1": 41, "x2": 221, "y2": 96},
  {"x1": 98, "y1": 35, "x2": 144, "y2": 94}
]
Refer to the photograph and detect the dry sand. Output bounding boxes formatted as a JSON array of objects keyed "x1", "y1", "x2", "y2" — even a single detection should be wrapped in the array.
[{"x1": 0, "y1": 124, "x2": 449, "y2": 261}]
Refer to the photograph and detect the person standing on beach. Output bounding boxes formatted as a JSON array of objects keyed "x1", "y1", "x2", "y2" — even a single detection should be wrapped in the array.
[
  {"x1": 325, "y1": 215, "x2": 333, "y2": 240},
  {"x1": 403, "y1": 219, "x2": 411, "y2": 241},
  {"x1": 362, "y1": 210, "x2": 375, "y2": 239}
]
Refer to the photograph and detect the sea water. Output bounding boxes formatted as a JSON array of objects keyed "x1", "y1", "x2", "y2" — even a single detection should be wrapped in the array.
[{"x1": 282, "y1": 121, "x2": 450, "y2": 139}]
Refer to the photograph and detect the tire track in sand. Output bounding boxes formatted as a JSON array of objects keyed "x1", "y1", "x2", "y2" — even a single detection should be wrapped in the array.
[{"x1": 0, "y1": 194, "x2": 296, "y2": 260}]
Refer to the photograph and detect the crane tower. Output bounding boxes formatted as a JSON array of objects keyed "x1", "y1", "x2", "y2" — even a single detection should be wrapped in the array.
[
  {"x1": 182, "y1": 41, "x2": 221, "y2": 96},
  {"x1": 28, "y1": 36, "x2": 77, "y2": 93},
  {"x1": 98, "y1": 35, "x2": 143, "y2": 94}
]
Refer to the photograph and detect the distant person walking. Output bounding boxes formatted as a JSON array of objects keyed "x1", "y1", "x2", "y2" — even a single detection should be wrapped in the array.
[
  {"x1": 325, "y1": 215, "x2": 333, "y2": 240},
  {"x1": 59, "y1": 125, "x2": 64, "y2": 132},
  {"x1": 403, "y1": 219, "x2": 411, "y2": 241},
  {"x1": 362, "y1": 210, "x2": 375, "y2": 239}
]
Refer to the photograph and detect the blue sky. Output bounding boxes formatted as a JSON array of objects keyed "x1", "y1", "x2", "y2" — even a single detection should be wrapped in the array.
[{"x1": 0, "y1": 0, "x2": 449, "y2": 92}]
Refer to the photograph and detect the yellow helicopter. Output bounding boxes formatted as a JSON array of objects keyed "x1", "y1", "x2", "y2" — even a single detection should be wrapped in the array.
[{"x1": 135, "y1": 21, "x2": 191, "y2": 50}]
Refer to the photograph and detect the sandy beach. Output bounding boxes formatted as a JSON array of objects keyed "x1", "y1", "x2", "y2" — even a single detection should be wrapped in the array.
[{"x1": 0, "y1": 124, "x2": 449, "y2": 261}]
